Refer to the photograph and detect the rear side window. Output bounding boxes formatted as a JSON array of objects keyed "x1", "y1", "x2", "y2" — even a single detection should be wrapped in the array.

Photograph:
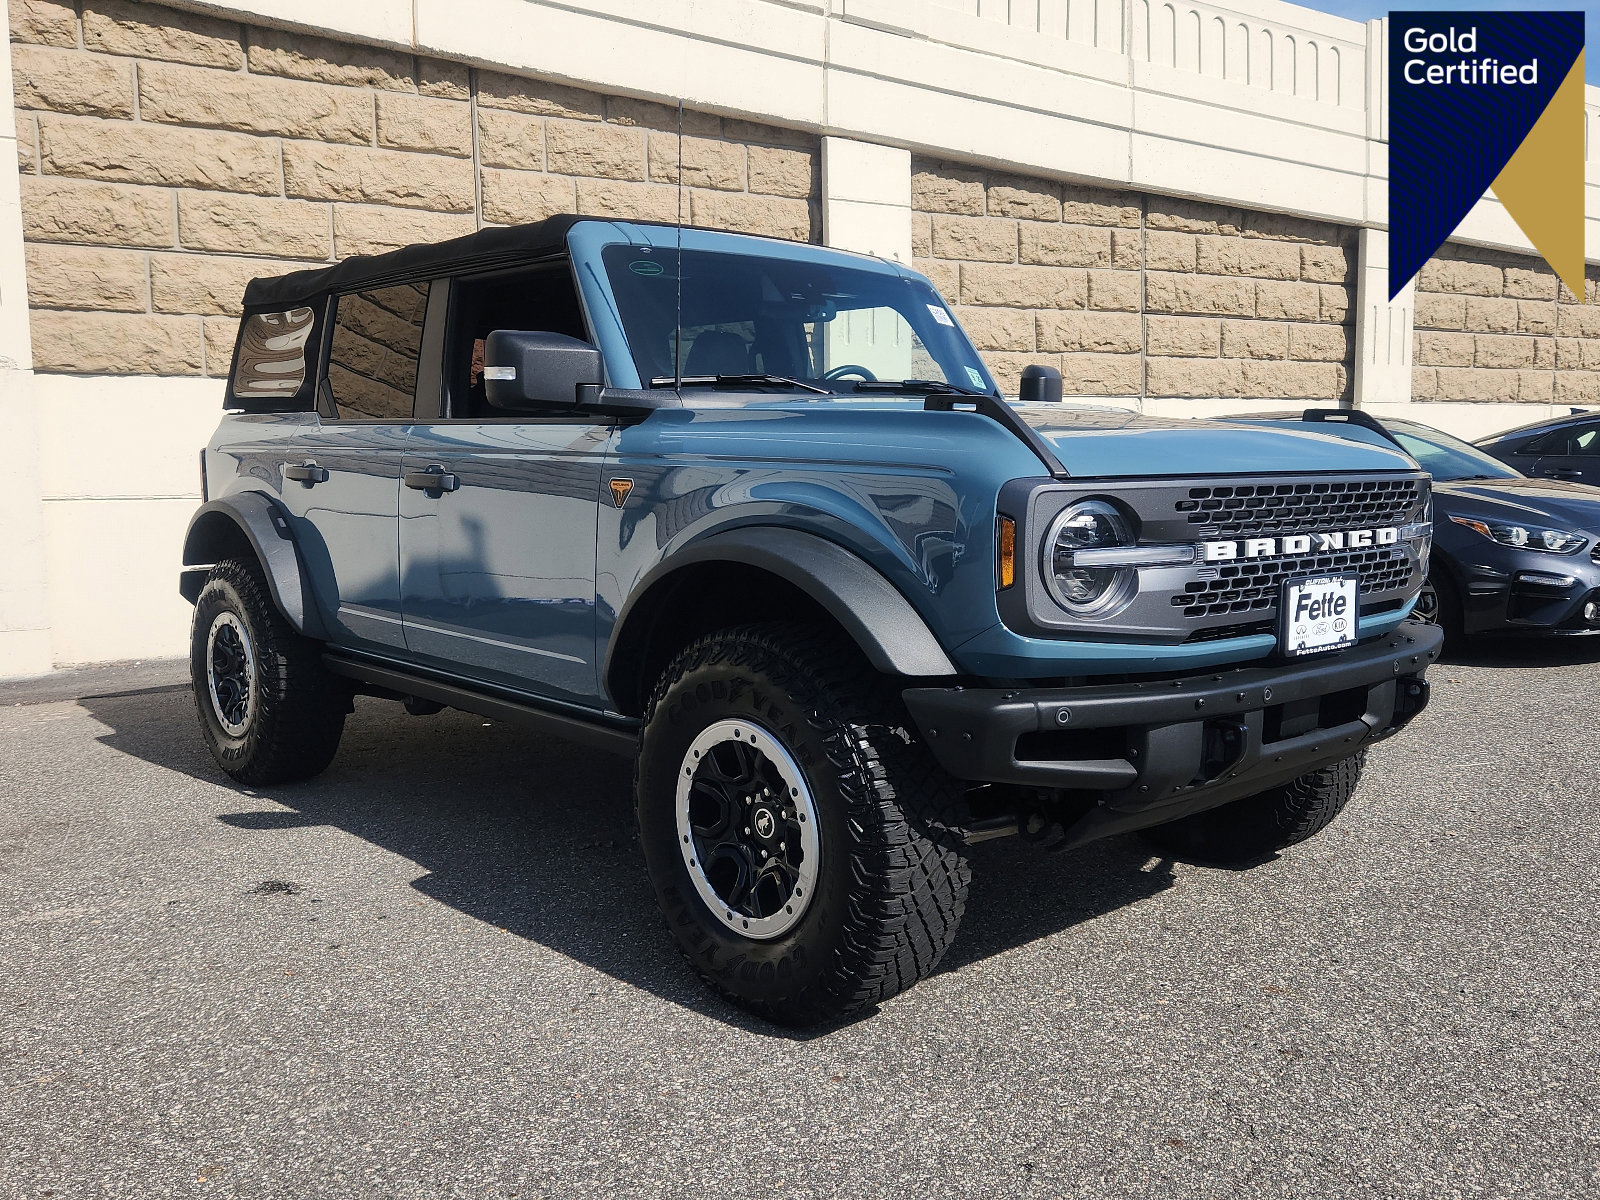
[
  {"x1": 1523, "y1": 423, "x2": 1600, "y2": 456},
  {"x1": 231, "y1": 307, "x2": 315, "y2": 403},
  {"x1": 325, "y1": 282, "x2": 430, "y2": 420}
]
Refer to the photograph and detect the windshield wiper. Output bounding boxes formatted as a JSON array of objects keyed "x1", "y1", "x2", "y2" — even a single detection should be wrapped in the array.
[
  {"x1": 649, "y1": 373, "x2": 832, "y2": 395},
  {"x1": 851, "y1": 378, "x2": 991, "y2": 398}
]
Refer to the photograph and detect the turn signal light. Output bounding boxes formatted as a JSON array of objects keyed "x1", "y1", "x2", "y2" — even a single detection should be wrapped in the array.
[{"x1": 997, "y1": 515, "x2": 1016, "y2": 590}]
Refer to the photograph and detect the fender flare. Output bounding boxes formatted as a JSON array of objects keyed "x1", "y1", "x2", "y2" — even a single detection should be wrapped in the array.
[
  {"x1": 179, "y1": 493, "x2": 328, "y2": 640},
  {"x1": 604, "y1": 527, "x2": 958, "y2": 701}
]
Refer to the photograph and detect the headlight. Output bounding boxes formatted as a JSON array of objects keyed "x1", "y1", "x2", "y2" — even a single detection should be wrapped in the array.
[
  {"x1": 1044, "y1": 499, "x2": 1138, "y2": 616},
  {"x1": 1448, "y1": 515, "x2": 1586, "y2": 554}
]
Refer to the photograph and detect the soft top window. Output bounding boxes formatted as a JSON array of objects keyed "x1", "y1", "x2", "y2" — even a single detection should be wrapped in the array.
[
  {"x1": 325, "y1": 283, "x2": 430, "y2": 421},
  {"x1": 231, "y1": 307, "x2": 315, "y2": 403}
]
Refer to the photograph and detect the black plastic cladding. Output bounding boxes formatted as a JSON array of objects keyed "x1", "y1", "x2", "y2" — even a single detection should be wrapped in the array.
[{"x1": 995, "y1": 471, "x2": 1431, "y2": 644}]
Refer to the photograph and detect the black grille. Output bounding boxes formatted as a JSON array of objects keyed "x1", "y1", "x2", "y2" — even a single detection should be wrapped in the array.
[
  {"x1": 1171, "y1": 546, "x2": 1414, "y2": 620},
  {"x1": 1177, "y1": 478, "x2": 1422, "y2": 539}
]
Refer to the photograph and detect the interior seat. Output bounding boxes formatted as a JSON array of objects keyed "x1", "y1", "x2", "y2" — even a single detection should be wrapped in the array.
[{"x1": 684, "y1": 330, "x2": 751, "y2": 377}]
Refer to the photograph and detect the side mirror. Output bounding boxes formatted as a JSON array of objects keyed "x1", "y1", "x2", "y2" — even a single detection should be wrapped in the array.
[
  {"x1": 483, "y1": 330, "x2": 602, "y2": 410},
  {"x1": 1018, "y1": 364, "x2": 1063, "y2": 404}
]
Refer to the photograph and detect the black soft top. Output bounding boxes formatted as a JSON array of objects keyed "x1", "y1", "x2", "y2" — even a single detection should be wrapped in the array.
[{"x1": 241, "y1": 214, "x2": 587, "y2": 309}]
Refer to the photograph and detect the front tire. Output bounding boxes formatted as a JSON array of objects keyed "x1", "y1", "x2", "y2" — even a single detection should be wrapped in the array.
[
  {"x1": 1415, "y1": 571, "x2": 1465, "y2": 648},
  {"x1": 190, "y1": 558, "x2": 347, "y2": 785},
  {"x1": 635, "y1": 623, "x2": 970, "y2": 1025},
  {"x1": 1143, "y1": 752, "x2": 1366, "y2": 866}
]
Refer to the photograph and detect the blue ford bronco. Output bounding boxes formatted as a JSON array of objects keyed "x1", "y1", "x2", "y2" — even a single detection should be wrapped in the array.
[{"x1": 182, "y1": 215, "x2": 1440, "y2": 1023}]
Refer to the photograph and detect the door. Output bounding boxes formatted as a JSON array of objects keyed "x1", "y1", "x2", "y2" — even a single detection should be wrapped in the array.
[
  {"x1": 274, "y1": 281, "x2": 430, "y2": 652},
  {"x1": 1527, "y1": 420, "x2": 1600, "y2": 485},
  {"x1": 399, "y1": 262, "x2": 610, "y2": 706}
]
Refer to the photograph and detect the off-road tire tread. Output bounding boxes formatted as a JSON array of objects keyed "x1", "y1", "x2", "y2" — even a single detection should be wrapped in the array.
[
  {"x1": 637, "y1": 622, "x2": 970, "y2": 1025},
  {"x1": 191, "y1": 558, "x2": 345, "y2": 786},
  {"x1": 1145, "y1": 751, "x2": 1366, "y2": 865}
]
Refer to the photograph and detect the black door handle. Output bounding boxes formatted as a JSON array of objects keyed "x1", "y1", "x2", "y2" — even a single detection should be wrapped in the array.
[
  {"x1": 283, "y1": 461, "x2": 328, "y2": 485},
  {"x1": 403, "y1": 467, "x2": 460, "y2": 493},
  {"x1": 1545, "y1": 466, "x2": 1581, "y2": 477}
]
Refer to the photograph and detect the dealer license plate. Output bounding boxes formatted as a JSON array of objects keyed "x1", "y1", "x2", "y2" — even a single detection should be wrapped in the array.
[{"x1": 1280, "y1": 574, "x2": 1358, "y2": 658}]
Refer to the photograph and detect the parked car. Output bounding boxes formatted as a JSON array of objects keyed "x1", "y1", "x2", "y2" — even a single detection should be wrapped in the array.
[
  {"x1": 1234, "y1": 410, "x2": 1600, "y2": 644},
  {"x1": 1477, "y1": 409, "x2": 1600, "y2": 486},
  {"x1": 180, "y1": 217, "x2": 1440, "y2": 1024}
]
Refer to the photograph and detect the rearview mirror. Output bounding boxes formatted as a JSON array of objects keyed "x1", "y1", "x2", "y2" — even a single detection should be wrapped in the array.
[{"x1": 483, "y1": 330, "x2": 602, "y2": 410}]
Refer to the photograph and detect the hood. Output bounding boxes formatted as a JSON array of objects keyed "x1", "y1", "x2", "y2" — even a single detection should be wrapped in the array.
[
  {"x1": 1436, "y1": 475, "x2": 1600, "y2": 532},
  {"x1": 1013, "y1": 405, "x2": 1417, "y2": 478}
]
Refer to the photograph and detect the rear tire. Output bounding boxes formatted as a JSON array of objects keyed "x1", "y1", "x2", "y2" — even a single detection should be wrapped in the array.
[
  {"x1": 635, "y1": 623, "x2": 970, "y2": 1026},
  {"x1": 1143, "y1": 752, "x2": 1366, "y2": 866},
  {"x1": 190, "y1": 558, "x2": 347, "y2": 785}
]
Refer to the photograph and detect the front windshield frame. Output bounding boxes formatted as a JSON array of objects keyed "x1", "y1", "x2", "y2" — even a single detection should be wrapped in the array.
[
  {"x1": 1384, "y1": 419, "x2": 1523, "y2": 482},
  {"x1": 593, "y1": 240, "x2": 996, "y2": 397}
]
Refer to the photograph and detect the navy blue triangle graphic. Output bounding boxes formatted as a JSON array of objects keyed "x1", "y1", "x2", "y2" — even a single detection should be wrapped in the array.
[{"x1": 1389, "y1": 11, "x2": 1583, "y2": 299}]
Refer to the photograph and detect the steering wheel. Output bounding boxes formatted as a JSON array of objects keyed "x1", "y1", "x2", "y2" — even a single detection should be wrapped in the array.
[{"x1": 822, "y1": 364, "x2": 878, "y2": 382}]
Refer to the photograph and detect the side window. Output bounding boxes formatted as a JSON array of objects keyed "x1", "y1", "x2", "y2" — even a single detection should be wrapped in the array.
[
  {"x1": 325, "y1": 282, "x2": 429, "y2": 420},
  {"x1": 444, "y1": 264, "x2": 588, "y2": 419},
  {"x1": 1520, "y1": 430, "x2": 1567, "y2": 455},
  {"x1": 232, "y1": 307, "x2": 315, "y2": 402},
  {"x1": 1523, "y1": 424, "x2": 1600, "y2": 456}
]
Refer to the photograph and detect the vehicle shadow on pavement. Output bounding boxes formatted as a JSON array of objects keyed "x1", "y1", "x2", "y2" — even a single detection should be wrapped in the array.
[
  {"x1": 1441, "y1": 634, "x2": 1600, "y2": 669},
  {"x1": 944, "y1": 838, "x2": 1176, "y2": 972},
  {"x1": 80, "y1": 689, "x2": 1178, "y2": 1036}
]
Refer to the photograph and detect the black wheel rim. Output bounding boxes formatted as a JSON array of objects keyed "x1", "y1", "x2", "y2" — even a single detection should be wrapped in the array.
[
  {"x1": 675, "y1": 720, "x2": 820, "y2": 940},
  {"x1": 206, "y1": 612, "x2": 255, "y2": 737},
  {"x1": 1415, "y1": 579, "x2": 1440, "y2": 624}
]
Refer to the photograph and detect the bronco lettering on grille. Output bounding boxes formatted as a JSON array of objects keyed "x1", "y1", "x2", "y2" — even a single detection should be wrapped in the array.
[{"x1": 1202, "y1": 526, "x2": 1400, "y2": 563}]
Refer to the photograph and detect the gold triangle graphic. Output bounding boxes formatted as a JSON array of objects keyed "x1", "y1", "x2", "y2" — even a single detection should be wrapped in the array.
[{"x1": 1490, "y1": 52, "x2": 1587, "y2": 298}]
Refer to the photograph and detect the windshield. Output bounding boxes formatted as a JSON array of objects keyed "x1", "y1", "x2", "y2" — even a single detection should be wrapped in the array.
[
  {"x1": 1385, "y1": 419, "x2": 1522, "y2": 482},
  {"x1": 600, "y1": 244, "x2": 994, "y2": 394}
]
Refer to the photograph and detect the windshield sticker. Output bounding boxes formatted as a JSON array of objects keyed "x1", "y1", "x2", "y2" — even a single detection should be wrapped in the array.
[
  {"x1": 629, "y1": 260, "x2": 664, "y2": 276},
  {"x1": 927, "y1": 303, "x2": 954, "y2": 327},
  {"x1": 964, "y1": 365, "x2": 986, "y2": 390}
]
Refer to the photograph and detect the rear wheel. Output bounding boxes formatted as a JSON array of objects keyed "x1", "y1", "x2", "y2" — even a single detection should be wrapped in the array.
[
  {"x1": 190, "y1": 558, "x2": 347, "y2": 785},
  {"x1": 1143, "y1": 752, "x2": 1366, "y2": 866},
  {"x1": 635, "y1": 623, "x2": 970, "y2": 1025}
]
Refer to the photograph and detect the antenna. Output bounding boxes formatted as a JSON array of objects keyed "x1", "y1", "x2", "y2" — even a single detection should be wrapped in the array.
[{"x1": 674, "y1": 98, "x2": 684, "y2": 391}]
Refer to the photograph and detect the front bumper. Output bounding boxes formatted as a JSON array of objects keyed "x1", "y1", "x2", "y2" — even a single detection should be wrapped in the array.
[
  {"x1": 903, "y1": 620, "x2": 1442, "y2": 846},
  {"x1": 1454, "y1": 546, "x2": 1600, "y2": 636}
]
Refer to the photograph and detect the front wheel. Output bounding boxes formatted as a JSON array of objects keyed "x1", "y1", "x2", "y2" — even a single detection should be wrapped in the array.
[
  {"x1": 1142, "y1": 752, "x2": 1366, "y2": 866},
  {"x1": 635, "y1": 623, "x2": 970, "y2": 1025},
  {"x1": 1414, "y1": 571, "x2": 1465, "y2": 648}
]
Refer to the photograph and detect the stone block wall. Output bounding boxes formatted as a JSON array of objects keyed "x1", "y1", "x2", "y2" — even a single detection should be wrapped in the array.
[
  {"x1": 911, "y1": 158, "x2": 1356, "y2": 400},
  {"x1": 1412, "y1": 243, "x2": 1600, "y2": 407},
  {"x1": 11, "y1": 0, "x2": 819, "y2": 376}
]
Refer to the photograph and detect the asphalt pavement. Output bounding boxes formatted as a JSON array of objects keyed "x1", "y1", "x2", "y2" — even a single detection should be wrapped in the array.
[{"x1": 2, "y1": 640, "x2": 1598, "y2": 1199}]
